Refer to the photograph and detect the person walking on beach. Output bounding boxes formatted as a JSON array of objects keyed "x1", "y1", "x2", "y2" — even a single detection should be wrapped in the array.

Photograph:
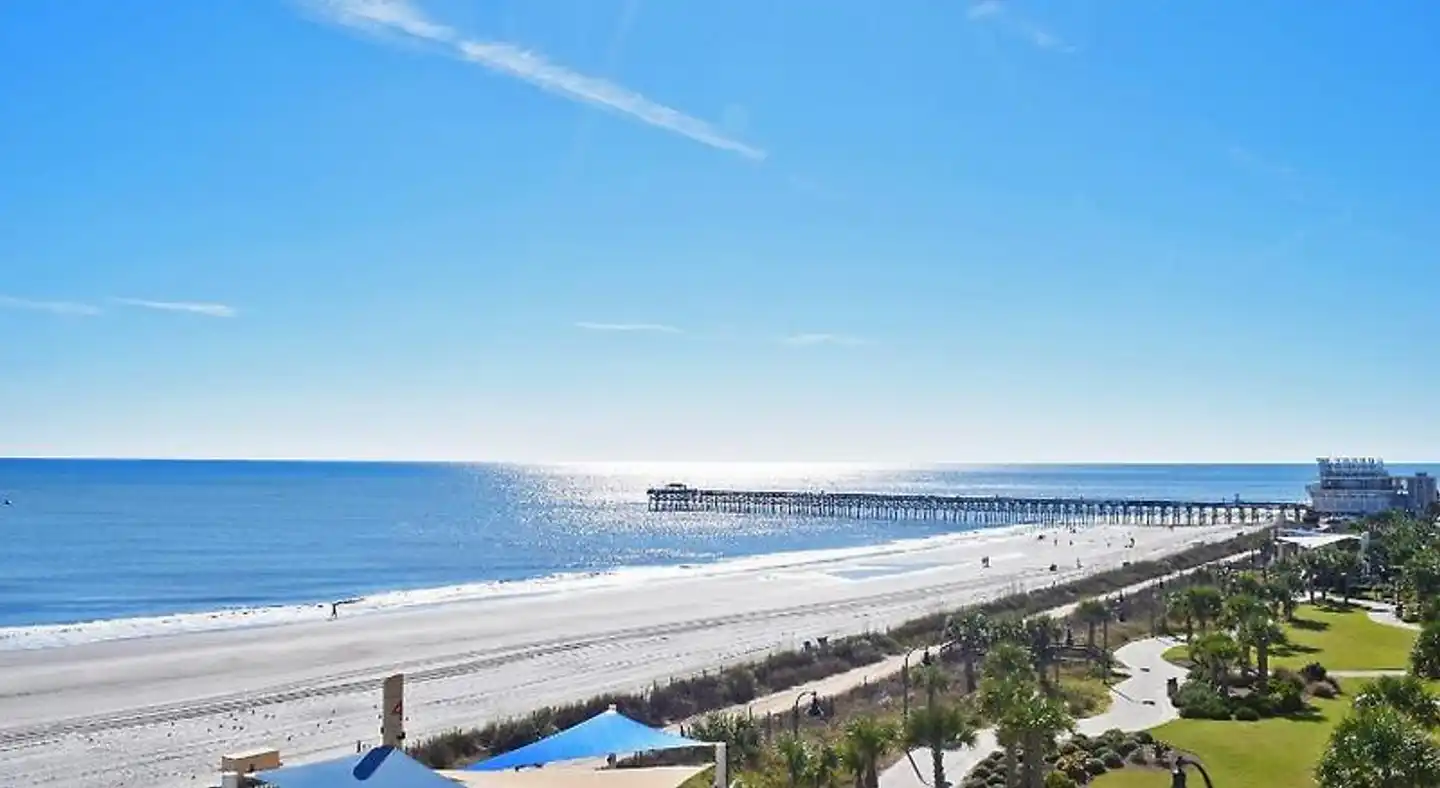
[{"x1": 330, "y1": 602, "x2": 339, "y2": 620}]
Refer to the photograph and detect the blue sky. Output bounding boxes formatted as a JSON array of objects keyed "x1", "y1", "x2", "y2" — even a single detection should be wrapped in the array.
[{"x1": 2, "y1": 0, "x2": 1438, "y2": 463}]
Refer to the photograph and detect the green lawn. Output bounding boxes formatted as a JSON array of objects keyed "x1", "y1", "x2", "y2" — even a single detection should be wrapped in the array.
[
  {"x1": 1162, "y1": 602, "x2": 1417, "y2": 671},
  {"x1": 1089, "y1": 696, "x2": 1350, "y2": 788},
  {"x1": 1273, "y1": 603, "x2": 1415, "y2": 671}
]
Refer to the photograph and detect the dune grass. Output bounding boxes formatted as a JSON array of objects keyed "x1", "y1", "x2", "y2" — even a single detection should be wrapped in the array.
[{"x1": 1089, "y1": 695, "x2": 1349, "y2": 788}]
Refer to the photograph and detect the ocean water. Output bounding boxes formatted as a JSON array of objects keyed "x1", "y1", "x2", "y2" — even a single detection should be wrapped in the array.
[{"x1": 1, "y1": 460, "x2": 1432, "y2": 649}]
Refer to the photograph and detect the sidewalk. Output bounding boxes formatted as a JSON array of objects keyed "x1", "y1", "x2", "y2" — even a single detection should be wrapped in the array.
[
  {"x1": 1348, "y1": 598, "x2": 1421, "y2": 632},
  {"x1": 879, "y1": 637, "x2": 1186, "y2": 788},
  {"x1": 672, "y1": 548, "x2": 1253, "y2": 734}
]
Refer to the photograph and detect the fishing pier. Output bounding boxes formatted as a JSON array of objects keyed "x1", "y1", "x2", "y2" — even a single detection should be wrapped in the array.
[{"x1": 646, "y1": 486, "x2": 1309, "y2": 526}]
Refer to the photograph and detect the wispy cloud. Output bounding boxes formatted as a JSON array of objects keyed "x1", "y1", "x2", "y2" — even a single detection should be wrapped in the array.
[
  {"x1": 575, "y1": 322, "x2": 682, "y2": 334},
  {"x1": 967, "y1": 1, "x2": 1076, "y2": 53},
  {"x1": 0, "y1": 295, "x2": 102, "y2": 316},
  {"x1": 112, "y1": 298, "x2": 239, "y2": 318},
  {"x1": 304, "y1": 0, "x2": 765, "y2": 160},
  {"x1": 782, "y1": 333, "x2": 873, "y2": 348}
]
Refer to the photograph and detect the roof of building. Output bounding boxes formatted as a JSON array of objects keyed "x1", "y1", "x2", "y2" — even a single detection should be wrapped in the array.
[{"x1": 1275, "y1": 533, "x2": 1363, "y2": 550}]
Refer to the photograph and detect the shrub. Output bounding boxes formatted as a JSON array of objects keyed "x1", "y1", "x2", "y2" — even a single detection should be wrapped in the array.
[
  {"x1": 971, "y1": 764, "x2": 991, "y2": 780},
  {"x1": 962, "y1": 781, "x2": 987, "y2": 788},
  {"x1": 1300, "y1": 662, "x2": 1328, "y2": 683},
  {"x1": 1132, "y1": 730, "x2": 1154, "y2": 745},
  {"x1": 1235, "y1": 706, "x2": 1261, "y2": 721},
  {"x1": 1101, "y1": 750, "x2": 1125, "y2": 769},
  {"x1": 1085, "y1": 758, "x2": 1108, "y2": 776},
  {"x1": 1059, "y1": 741, "x2": 1081, "y2": 756},
  {"x1": 1309, "y1": 681, "x2": 1339, "y2": 699},
  {"x1": 1174, "y1": 680, "x2": 1231, "y2": 720},
  {"x1": 1115, "y1": 738, "x2": 1139, "y2": 756},
  {"x1": 1127, "y1": 748, "x2": 1149, "y2": 765},
  {"x1": 1044, "y1": 771, "x2": 1078, "y2": 788}
]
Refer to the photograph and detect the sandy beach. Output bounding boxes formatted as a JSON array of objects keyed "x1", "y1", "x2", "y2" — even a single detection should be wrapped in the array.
[{"x1": 0, "y1": 522, "x2": 1252, "y2": 787}]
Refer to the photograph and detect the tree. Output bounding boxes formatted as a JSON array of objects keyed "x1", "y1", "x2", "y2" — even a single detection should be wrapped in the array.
[
  {"x1": 979, "y1": 642, "x2": 1035, "y2": 788},
  {"x1": 1074, "y1": 599, "x2": 1108, "y2": 652},
  {"x1": 807, "y1": 743, "x2": 842, "y2": 788},
  {"x1": 1224, "y1": 594, "x2": 1269, "y2": 674},
  {"x1": 1238, "y1": 616, "x2": 1284, "y2": 692},
  {"x1": 903, "y1": 701, "x2": 979, "y2": 788},
  {"x1": 1316, "y1": 703, "x2": 1440, "y2": 788},
  {"x1": 1022, "y1": 616, "x2": 1062, "y2": 686},
  {"x1": 1266, "y1": 566, "x2": 1304, "y2": 620},
  {"x1": 1185, "y1": 586, "x2": 1225, "y2": 634},
  {"x1": 840, "y1": 717, "x2": 898, "y2": 788},
  {"x1": 1353, "y1": 675, "x2": 1440, "y2": 729},
  {"x1": 997, "y1": 687, "x2": 1074, "y2": 788},
  {"x1": 1410, "y1": 621, "x2": 1440, "y2": 679},
  {"x1": 1187, "y1": 632, "x2": 1240, "y2": 691},
  {"x1": 777, "y1": 737, "x2": 812, "y2": 787},
  {"x1": 945, "y1": 610, "x2": 991, "y2": 694},
  {"x1": 1166, "y1": 589, "x2": 1194, "y2": 639}
]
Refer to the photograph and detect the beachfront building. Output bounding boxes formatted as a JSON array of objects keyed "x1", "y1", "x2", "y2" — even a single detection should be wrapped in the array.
[{"x1": 1306, "y1": 457, "x2": 1438, "y2": 517}]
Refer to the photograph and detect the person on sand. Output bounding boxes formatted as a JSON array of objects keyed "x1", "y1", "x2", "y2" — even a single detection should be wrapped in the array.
[{"x1": 330, "y1": 602, "x2": 339, "y2": 620}]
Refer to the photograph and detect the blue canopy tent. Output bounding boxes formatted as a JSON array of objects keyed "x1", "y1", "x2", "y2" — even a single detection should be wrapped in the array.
[
  {"x1": 252, "y1": 747, "x2": 456, "y2": 788},
  {"x1": 466, "y1": 708, "x2": 707, "y2": 772}
]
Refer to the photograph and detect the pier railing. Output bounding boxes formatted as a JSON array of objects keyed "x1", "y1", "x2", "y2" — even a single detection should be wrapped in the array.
[{"x1": 646, "y1": 487, "x2": 1309, "y2": 526}]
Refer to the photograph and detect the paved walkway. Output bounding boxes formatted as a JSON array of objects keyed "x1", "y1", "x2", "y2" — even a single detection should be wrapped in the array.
[
  {"x1": 1348, "y1": 598, "x2": 1421, "y2": 632},
  {"x1": 673, "y1": 550, "x2": 1254, "y2": 735},
  {"x1": 878, "y1": 637, "x2": 1186, "y2": 788}
]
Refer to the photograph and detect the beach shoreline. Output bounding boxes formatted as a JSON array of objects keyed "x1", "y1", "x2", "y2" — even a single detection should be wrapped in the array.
[{"x1": 0, "y1": 520, "x2": 1256, "y2": 788}]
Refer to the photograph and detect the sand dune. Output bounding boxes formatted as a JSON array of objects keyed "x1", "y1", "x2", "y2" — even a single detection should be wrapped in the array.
[{"x1": 0, "y1": 522, "x2": 1250, "y2": 787}]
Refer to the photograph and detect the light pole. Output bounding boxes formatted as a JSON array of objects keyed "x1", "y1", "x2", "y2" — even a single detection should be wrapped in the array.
[
  {"x1": 901, "y1": 648, "x2": 933, "y2": 720},
  {"x1": 1170, "y1": 755, "x2": 1214, "y2": 788},
  {"x1": 791, "y1": 690, "x2": 822, "y2": 738}
]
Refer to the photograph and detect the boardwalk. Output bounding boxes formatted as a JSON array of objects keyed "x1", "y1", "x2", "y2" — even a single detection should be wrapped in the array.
[{"x1": 647, "y1": 486, "x2": 1308, "y2": 526}]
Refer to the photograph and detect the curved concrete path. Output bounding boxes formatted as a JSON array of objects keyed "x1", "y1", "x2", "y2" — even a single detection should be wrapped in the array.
[
  {"x1": 879, "y1": 637, "x2": 1186, "y2": 788},
  {"x1": 1348, "y1": 599, "x2": 1421, "y2": 632}
]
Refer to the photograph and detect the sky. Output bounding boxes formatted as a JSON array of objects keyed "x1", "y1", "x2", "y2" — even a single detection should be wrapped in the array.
[{"x1": 2, "y1": 0, "x2": 1439, "y2": 463}]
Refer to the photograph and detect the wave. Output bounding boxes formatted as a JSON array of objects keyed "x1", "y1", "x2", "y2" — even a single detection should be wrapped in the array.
[{"x1": 0, "y1": 523, "x2": 1036, "y2": 652}]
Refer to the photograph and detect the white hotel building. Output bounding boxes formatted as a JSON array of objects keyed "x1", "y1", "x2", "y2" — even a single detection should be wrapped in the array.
[{"x1": 1306, "y1": 457, "x2": 1438, "y2": 517}]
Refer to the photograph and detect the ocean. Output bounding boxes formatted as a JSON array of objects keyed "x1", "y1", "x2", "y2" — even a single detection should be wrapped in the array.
[{"x1": 1, "y1": 460, "x2": 1431, "y2": 649}]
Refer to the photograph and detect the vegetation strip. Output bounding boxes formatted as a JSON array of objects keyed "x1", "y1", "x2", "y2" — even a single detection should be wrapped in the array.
[{"x1": 409, "y1": 528, "x2": 1269, "y2": 768}]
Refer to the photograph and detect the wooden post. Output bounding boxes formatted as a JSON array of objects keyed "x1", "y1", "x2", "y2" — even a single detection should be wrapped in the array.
[{"x1": 381, "y1": 674, "x2": 405, "y2": 748}]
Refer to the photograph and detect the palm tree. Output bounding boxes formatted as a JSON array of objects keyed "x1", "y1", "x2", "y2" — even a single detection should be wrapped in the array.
[
  {"x1": 840, "y1": 717, "x2": 898, "y2": 788},
  {"x1": 1224, "y1": 594, "x2": 1268, "y2": 673},
  {"x1": 1022, "y1": 615, "x2": 1061, "y2": 686},
  {"x1": 1266, "y1": 566, "x2": 1303, "y2": 620},
  {"x1": 835, "y1": 739, "x2": 865, "y2": 788},
  {"x1": 997, "y1": 686, "x2": 1074, "y2": 788},
  {"x1": 1354, "y1": 675, "x2": 1440, "y2": 729},
  {"x1": 1239, "y1": 616, "x2": 1284, "y2": 692},
  {"x1": 979, "y1": 642, "x2": 1035, "y2": 788},
  {"x1": 1185, "y1": 586, "x2": 1225, "y2": 634},
  {"x1": 807, "y1": 743, "x2": 842, "y2": 788},
  {"x1": 1188, "y1": 631, "x2": 1240, "y2": 692},
  {"x1": 903, "y1": 701, "x2": 979, "y2": 788},
  {"x1": 945, "y1": 610, "x2": 991, "y2": 693},
  {"x1": 1166, "y1": 589, "x2": 1194, "y2": 639},
  {"x1": 1073, "y1": 599, "x2": 1108, "y2": 654},
  {"x1": 1316, "y1": 703, "x2": 1440, "y2": 788},
  {"x1": 982, "y1": 641, "x2": 1037, "y2": 685},
  {"x1": 777, "y1": 737, "x2": 812, "y2": 787}
]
